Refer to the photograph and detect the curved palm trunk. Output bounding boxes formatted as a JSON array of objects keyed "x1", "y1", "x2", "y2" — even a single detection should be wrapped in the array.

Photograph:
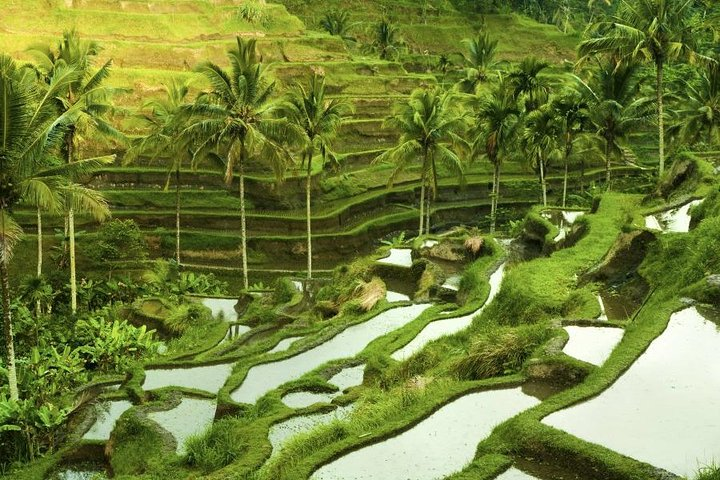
[
  {"x1": 418, "y1": 174, "x2": 426, "y2": 237},
  {"x1": 539, "y1": 157, "x2": 547, "y2": 207},
  {"x1": 425, "y1": 178, "x2": 431, "y2": 235},
  {"x1": 656, "y1": 60, "x2": 665, "y2": 177},
  {"x1": 562, "y1": 137, "x2": 571, "y2": 208},
  {"x1": 239, "y1": 156, "x2": 249, "y2": 291},
  {"x1": 605, "y1": 138, "x2": 612, "y2": 192},
  {"x1": 490, "y1": 159, "x2": 500, "y2": 234},
  {"x1": 175, "y1": 164, "x2": 181, "y2": 265},
  {"x1": 1, "y1": 256, "x2": 18, "y2": 401},
  {"x1": 306, "y1": 149, "x2": 314, "y2": 280},
  {"x1": 69, "y1": 208, "x2": 77, "y2": 313},
  {"x1": 36, "y1": 208, "x2": 43, "y2": 316}
]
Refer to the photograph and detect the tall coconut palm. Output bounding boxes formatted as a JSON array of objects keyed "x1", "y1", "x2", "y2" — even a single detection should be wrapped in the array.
[
  {"x1": 578, "y1": 0, "x2": 705, "y2": 177},
  {"x1": 29, "y1": 30, "x2": 119, "y2": 313},
  {"x1": 375, "y1": 87, "x2": 466, "y2": 237},
  {"x1": 126, "y1": 82, "x2": 193, "y2": 265},
  {"x1": 457, "y1": 32, "x2": 500, "y2": 93},
  {"x1": 575, "y1": 59, "x2": 653, "y2": 190},
  {"x1": 672, "y1": 61, "x2": 720, "y2": 146},
  {"x1": 508, "y1": 57, "x2": 551, "y2": 113},
  {"x1": 366, "y1": 20, "x2": 405, "y2": 61},
  {"x1": 469, "y1": 80, "x2": 520, "y2": 233},
  {"x1": 522, "y1": 105, "x2": 562, "y2": 207},
  {"x1": 279, "y1": 74, "x2": 352, "y2": 280},
  {"x1": 185, "y1": 38, "x2": 293, "y2": 290},
  {"x1": 549, "y1": 89, "x2": 590, "y2": 206},
  {"x1": 0, "y1": 54, "x2": 108, "y2": 400}
]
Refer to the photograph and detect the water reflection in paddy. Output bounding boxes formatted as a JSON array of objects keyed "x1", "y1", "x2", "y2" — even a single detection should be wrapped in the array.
[
  {"x1": 391, "y1": 263, "x2": 505, "y2": 361},
  {"x1": 200, "y1": 298, "x2": 239, "y2": 321},
  {"x1": 148, "y1": 397, "x2": 216, "y2": 454},
  {"x1": 82, "y1": 400, "x2": 133, "y2": 441},
  {"x1": 644, "y1": 199, "x2": 703, "y2": 233},
  {"x1": 561, "y1": 326, "x2": 624, "y2": 366},
  {"x1": 269, "y1": 405, "x2": 357, "y2": 456},
  {"x1": 311, "y1": 387, "x2": 539, "y2": 480},
  {"x1": 143, "y1": 363, "x2": 233, "y2": 393},
  {"x1": 282, "y1": 391, "x2": 339, "y2": 409},
  {"x1": 544, "y1": 307, "x2": 720, "y2": 477},
  {"x1": 268, "y1": 336, "x2": 304, "y2": 354},
  {"x1": 232, "y1": 304, "x2": 431, "y2": 403},
  {"x1": 495, "y1": 468, "x2": 540, "y2": 480},
  {"x1": 377, "y1": 249, "x2": 413, "y2": 267},
  {"x1": 329, "y1": 365, "x2": 365, "y2": 391}
]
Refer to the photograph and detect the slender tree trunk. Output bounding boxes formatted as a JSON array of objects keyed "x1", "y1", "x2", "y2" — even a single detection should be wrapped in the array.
[
  {"x1": 418, "y1": 176, "x2": 426, "y2": 237},
  {"x1": 563, "y1": 137, "x2": 571, "y2": 208},
  {"x1": 657, "y1": 60, "x2": 665, "y2": 177},
  {"x1": 490, "y1": 160, "x2": 500, "y2": 234},
  {"x1": 69, "y1": 208, "x2": 77, "y2": 313},
  {"x1": 605, "y1": 138, "x2": 612, "y2": 192},
  {"x1": 306, "y1": 149, "x2": 314, "y2": 280},
  {"x1": 1, "y1": 256, "x2": 19, "y2": 401},
  {"x1": 539, "y1": 157, "x2": 547, "y2": 207},
  {"x1": 36, "y1": 208, "x2": 42, "y2": 317},
  {"x1": 239, "y1": 154, "x2": 249, "y2": 291},
  {"x1": 175, "y1": 164, "x2": 181, "y2": 265},
  {"x1": 425, "y1": 178, "x2": 431, "y2": 235}
]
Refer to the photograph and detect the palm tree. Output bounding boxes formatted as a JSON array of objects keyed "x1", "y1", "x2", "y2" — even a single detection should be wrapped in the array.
[
  {"x1": 672, "y1": 61, "x2": 720, "y2": 146},
  {"x1": 366, "y1": 20, "x2": 405, "y2": 61},
  {"x1": 469, "y1": 80, "x2": 520, "y2": 233},
  {"x1": 29, "y1": 30, "x2": 119, "y2": 314},
  {"x1": 578, "y1": 0, "x2": 706, "y2": 177},
  {"x1": 549, "y1": 89, "x2": 590, "y2": 206},
  {"x1": 522, "y1": 106, "x2": 562, "y2": 207},
  {"x1": 457, "y1": 32, "x2": 500, "y2": 93},
  {"x1": 508, "y1": 57, "x2": 551, "y2": 113},
  {"x1": 320, "y1": 9, "x2": 356, "y2": 42},
  {"x1": 126, "y1": 82, "x2": 193, "y2": 265},
  {"x1": 375, "y1": 87, "x2": 466, "y2": 237},
  {"x1": 185, "y1": 38, "x2": 293, "y2": 290},
  {"x1": 279, "y1": 74, "x2": 352, "y2": 280},
  {"x1": 576, "y1": 59, "x2": 653, "y2": 190},
  {"x1": 0, "y1": 54, "x2": 107, "y2": 400}
]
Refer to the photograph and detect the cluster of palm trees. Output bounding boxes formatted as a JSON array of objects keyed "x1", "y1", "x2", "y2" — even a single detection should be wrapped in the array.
[
  {"x1": 380, "y1": 0, "x2": 718, "y2": 235},
  {"x1": 1, "y1": 31, "x2": 114, "y2": 401},
  {"x1": 130, "y1": 38, "x2": 353, "y2": 292}
]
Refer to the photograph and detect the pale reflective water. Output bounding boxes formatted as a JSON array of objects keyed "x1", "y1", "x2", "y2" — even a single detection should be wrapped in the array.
[
  {"x1": 391, "y1": 264, "x2": 506, "y2": 361},
  {"x1": 143, "y1": 363, "x2": 233, "y2": 393},
  {"x1": 386, "y1": 291, "x2": 410, "y2": 302},
  {"x1": 644, "y1": 200, "x2": 703, "y2": 233},
  {"x1": 282, "y1": 391, "x2": 339, "y2": 409},
  {"x1": 53, "y1": 469, "x2": 108, "y2": 480},
  {"x1": 268, "y1": 336, "x2": 304, "y2": 354},
  {"x1": 328, "y1": 365, "x2": 365, "y2": 391},
  {"x1": 311, "y1": 387, "x2": 539, "y2": 480},
  {"x1": 545, "y1": 307, "x2": 720, "y2": 477},
  {"x1": 377, "y1": 249, "x2": 413, "y2": 267},
  {"x1": 561, "y1": 326, "x2": 624, "y2": 366},
  {"x1": 231, "y1": 304, "x2": 431, "y2": 403},
  {"x1": 441, "y1": 274, "x2": 462, "y2": 291},
  {"x1": 200, "y1": 298, "x2": 239, "y2": 321},
  {"x1": 82, "y1": 400, "x2": 133, "y2": 441},
  {"x1": 495, "y1": 468, "x2": 540, "y2": 480},
  {"x1": 269, "y1": 405, "x2": 356, "y2": 456},
  {"x1": 148, "y1": 397, "x2": 216, "y2": 454}
]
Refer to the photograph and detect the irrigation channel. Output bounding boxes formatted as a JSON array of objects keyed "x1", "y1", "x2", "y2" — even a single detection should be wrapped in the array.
[{"x1": 74, "y1": 199, "x2": 718, "y2": 479}]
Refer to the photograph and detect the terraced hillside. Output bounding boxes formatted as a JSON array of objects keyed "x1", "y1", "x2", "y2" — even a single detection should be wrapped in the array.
[{"x1": 3, "y1": 0, "x2": 631, "y2": 287}]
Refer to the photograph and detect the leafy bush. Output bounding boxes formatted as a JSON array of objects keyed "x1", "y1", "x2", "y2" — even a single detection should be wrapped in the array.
[
  {"x1": 271, "y1": 277, "x2": 297, "y2": 305},
  {"x1": 164, "y1": 302, "x2": 212, "y2": 335},
  {"x1": 237, "y1": 1, "x2": 268, "y2": 25},
  {"x1": 185, "y1": 417, "x2": 248, "y2": 471},
  {"x1": 86, "y1": 219, "x2": 148, "y2": 273},
  {"x1": 75, "y1": 315, "x2": 160, "y2": 372},
  {"x1": 454, "y1": 323, "x2": 552, "y2": 380}
]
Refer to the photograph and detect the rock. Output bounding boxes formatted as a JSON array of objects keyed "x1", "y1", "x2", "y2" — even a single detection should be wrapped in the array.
[{"x1": 581, "y1": 230, "x2": 656, "y2": 284}]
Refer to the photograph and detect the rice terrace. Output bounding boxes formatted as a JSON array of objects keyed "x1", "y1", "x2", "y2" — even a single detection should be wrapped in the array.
[{"x1": 0, "y1": 0, "x2": 719, "y2": 479}]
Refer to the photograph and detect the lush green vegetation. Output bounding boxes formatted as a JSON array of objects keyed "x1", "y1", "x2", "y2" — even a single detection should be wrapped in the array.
[{"x1": 1, "y1": 0, "x2": 719, "y2": 479}]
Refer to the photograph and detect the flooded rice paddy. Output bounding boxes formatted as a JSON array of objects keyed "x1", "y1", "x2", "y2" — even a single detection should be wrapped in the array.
[
  {"x1": 311, "y1": 387, "x2": 539, "y2": 480},
  {"x1": 644, "y1": 199, "x2": 703, "y2": 233},
  {"x1": 82, "y1": 400, "x2": 133, "y2": 441},
  {"x1": 142, "y1": 363, "x2": 234, "y2": 393},
  {"x1": 561, "y1": 326, "x2": 624, "y2": 366},
  {"x1": 148, "y1": 397, "x2": 216, "y2": 454},
  {"x1": 232, "y1": 304, "x2": 431, "y2": 403},
  {"x1": 545, "y1": 307, "x2": 720, "y2": 477}
]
